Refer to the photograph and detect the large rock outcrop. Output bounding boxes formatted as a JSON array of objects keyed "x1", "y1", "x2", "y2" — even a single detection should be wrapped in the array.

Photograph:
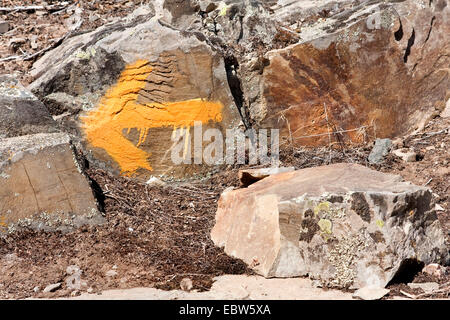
[
  {"x1": 211, "y1": 163, "x2": 448, "y2": 289},
  {"x1": 0, "y1": 76, "x2": 103, "y2": 234},
  {"x1": 29, "y1": 15, "x2": 241, "y2": 181},
  {"x1": 256, "y1": 0, "x2": 450, "y2": 146},
  {"x1": 26, "y1": 0, "x2": 450, "y2": 178}
]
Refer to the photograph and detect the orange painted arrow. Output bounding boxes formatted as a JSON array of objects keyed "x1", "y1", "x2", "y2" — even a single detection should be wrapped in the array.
[{"x1": 82, "y1": 60, "x2": 223, "y2": 175}]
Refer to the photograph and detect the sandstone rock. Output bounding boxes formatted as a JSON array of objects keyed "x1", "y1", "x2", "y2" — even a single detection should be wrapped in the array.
[
  {"x1": 67, "y1": 274, "x2": 354, "y2": 300},
  {"x1": 0, "y1": 75, "x2": 57, "y2": 139},
  {"x1": 29, "y1": 16, "x2": 240, "y2": 181},
  {"x1": 353, "y1": 286, "x2": 390, "y2": 300},
  {"x1": 0, "y1": 133, "x2": 103, "y2": 234},
  {"x1": 106, "y1": 270, "x2": 118, "y2": 277},
  {"x1": 43, "y1": 282, "x2": 62, "y2": 293},
  {"x1": 180, "y1": 277, "x2": 193, "y2": 292},
  {"x1": 368, "y1": 139, "x2": 392, "y2": 164},
  {"x1": 392, "y1": 148, "x2": 417, "y2": 162},
  {"x1": 66, "y1": 265, "x2": 86, "y2": 290},
  {"x1": 408, "y1": 282, "x2": 439, "y2": 294},
  {"x1": 211, "y1": 163, "x2": 448, "y2": 289},
  {"x1": 256, "y1": 0, "x2": 449, "y2": 146},
  {"x1": 146, "y1": 176, "x2": 166, "y2": 187},
  {"x1": 239, "y1": 166, "x2": 295, "y2": 187},
  {"x1": 422, "y1": 263, "x2": 446, "y2": 278}
]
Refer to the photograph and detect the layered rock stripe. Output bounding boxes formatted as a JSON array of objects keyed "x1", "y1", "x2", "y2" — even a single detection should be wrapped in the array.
[{"x1": 82, "y1": 60, "x2": 224, "y2": 176}]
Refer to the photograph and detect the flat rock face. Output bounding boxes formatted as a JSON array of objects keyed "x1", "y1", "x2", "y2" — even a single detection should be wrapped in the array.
[
  {"x1": 211, "y1": 163, "x2": 448, "y2": 289},
  {"x1": 0, "y1": 75, "x2": 58, "y2": 138},
  {"x1": 257, "y1": 0, "x2": 449, "y2": 146},
  {"x1": 66, "y1": 275, "x2": 354, "y2": 300},
  {"x1": 29, "y1": 18, "x2": 240, "y2": 181},
  {"x1": 0, "y1": 133, "x2": 103, "y2": 234}
]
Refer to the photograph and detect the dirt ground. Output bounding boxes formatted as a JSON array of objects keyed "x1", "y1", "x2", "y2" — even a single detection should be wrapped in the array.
[
  {"x1": 0, "y1": 0, "x2": 448, "y2": 300},
  {"x1": 0, "y1": 0, "x2": 154, "y2": 84}
]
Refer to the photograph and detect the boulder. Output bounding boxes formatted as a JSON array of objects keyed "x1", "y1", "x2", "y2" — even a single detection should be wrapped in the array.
[
  {"x1": 0, "y1": 133, "x2": 104, "y2": 234},
  {"x1": 211, "y1": 163, "x2": 448, "y2": 289},
  {"x1": 255, "y1": 0, "x2": 449, "y2": 146},
  {"x1": 29, "y1": 16, "x2": 240, "y2": 181},
  {"x1": 0, "y1": 75, "x2": 58, "y2": 138}
]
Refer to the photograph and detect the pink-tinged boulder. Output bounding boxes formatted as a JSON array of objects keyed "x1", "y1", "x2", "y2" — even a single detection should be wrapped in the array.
[{"x1": 211, "y1": 163, "x2": 448, "y2": 289}]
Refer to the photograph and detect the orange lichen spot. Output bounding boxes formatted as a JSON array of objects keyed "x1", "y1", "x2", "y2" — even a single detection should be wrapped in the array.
[{"x1": 82, "y1": 60, "x2": 223, "y2": 175}]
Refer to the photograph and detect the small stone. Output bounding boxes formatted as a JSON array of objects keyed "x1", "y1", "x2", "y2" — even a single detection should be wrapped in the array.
[
  {"x1": 66, "y1": 265, "x2": 81, "y2": 274},
  {"x1": 43, "y1": 282, "x2": 62, "y2": 293},
  {"x1": 146, "y1": 176, "x2": 166, "y2": 187},
  {"x1": 353, "y1": 287, "x2": 390, "y2": 300},
  {"x1": 0, "y1": 20, "x2": 9, "y2": 34},
  {"x1": 441, "y1": 99, "x2": 450, "y2": 118},
  {"x1": 87, "y1": 287, "x2": 94, "y2": 293},
  {"x1": 66, "y1": 266, "x2": 83, "y2": 290},
  {"x1": 435, "y1": 204, "x2": 445, "y2": 211},
  {"x1": 33, "y1": 286, "x2": 40, "y2": 293},
  {"x1": 30, "y1": 35, "x2": 39, "y2": 49},
  {"x1": 180, "y1": 277, "x2": 193, "y2": 292},
  {"x1": 408, "y1": 282, "x2": 439, "y2": 294},
  {"x1": 392, "y1": 148, "x2": 417, "y2": 162},
  {"x1": 106, "y1": 270, "x2": 118, "y2": 277},
  {"x1": 70, "y1": 290, "x2": 79, "y2": 297},
  {"x1": 35, "y1": 10, "x2": 47, "y2": 16},
  {"x1": 368, "y1": 139, "x2": 392, "y2": 164},
  {"x1": 422, "y1": 264, "x2": 445, "y2": 278},
  {"x1": 128, "y1": 227, "x2": 134, "y2": 232}
]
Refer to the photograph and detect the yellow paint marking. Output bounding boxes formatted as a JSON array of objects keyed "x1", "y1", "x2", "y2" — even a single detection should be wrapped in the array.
[{"x1": 82, "y1": 60, "x2": 223, "y2": 175}]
